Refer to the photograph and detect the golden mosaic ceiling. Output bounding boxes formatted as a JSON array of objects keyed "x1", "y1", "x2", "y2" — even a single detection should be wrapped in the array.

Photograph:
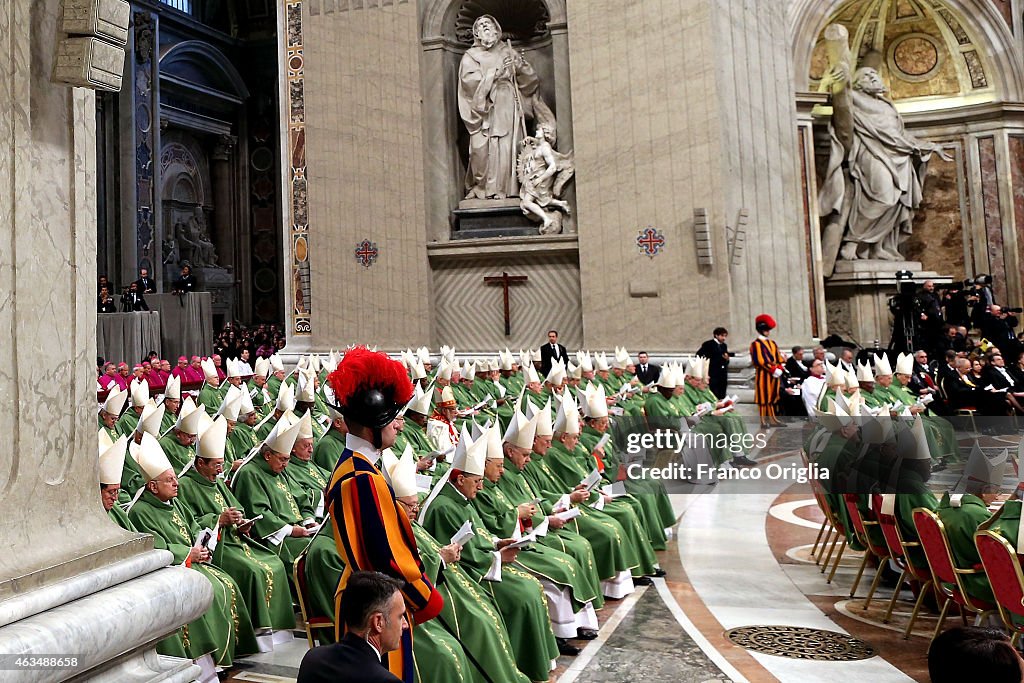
[{"x1": 809, "y1": 0, "x2": 993, "y2": 102}]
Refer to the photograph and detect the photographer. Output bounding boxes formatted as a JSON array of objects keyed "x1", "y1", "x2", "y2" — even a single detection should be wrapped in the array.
[
  {"x1": 940, "y1": 281, "x2": 970, "y2": 328},
  {"x1": 980, "y1": 305, "x2": 1021, "y2": 359},
  {"x1": 97, "y1": 286, "x2": 117, "y2": 313},
  {"x1": 120, "y1": 281, "x2": 149, "y2": 312}
]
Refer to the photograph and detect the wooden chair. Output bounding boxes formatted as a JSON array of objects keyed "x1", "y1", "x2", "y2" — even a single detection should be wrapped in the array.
[
  {"x1": 842, "y1": 493, "x2": 891, "y2": 606},
  {"x1": 974, "y1": 530, "x2": 1024, "y2": 645},
  {"x1": 293, "y1": 550, "x2": 335, "y2": 648},
  {"x1": 873, "y1": 496, "x2": 934, "y2": 632},
  {"x1": 913, "y1": 508, "x2": 995, "y2": 641},
  {"x1": 803, "y1": 449, "x2": 836, "y2": 564},
  {"x1": 808, "y1": 474, "x2": 845, "y2": 571}
]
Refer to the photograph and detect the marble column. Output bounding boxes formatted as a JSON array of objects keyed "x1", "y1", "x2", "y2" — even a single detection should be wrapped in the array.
[
  {"x1": 0, "y1": 1, "x2": 210, "y2": 680},
  {"x1": 211, "y1": 134, "x2": 236, "y2": 271}
]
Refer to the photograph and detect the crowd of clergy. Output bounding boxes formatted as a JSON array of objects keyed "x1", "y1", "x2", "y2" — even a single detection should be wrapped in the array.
[
  {"x1": 807, "y1": 349, "x2": 1024, "y2": 646},
  {"x1": 96, "y1": 343, "x2": 765, "y2": 683}
]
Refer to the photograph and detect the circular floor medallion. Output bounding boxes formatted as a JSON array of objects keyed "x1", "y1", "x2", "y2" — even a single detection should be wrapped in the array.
[{"x1": 725, "y1": 625, "x2": 876, "y2": 661}]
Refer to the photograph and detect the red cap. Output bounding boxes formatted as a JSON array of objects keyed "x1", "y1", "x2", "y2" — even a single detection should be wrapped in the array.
[{"x1": 755, "y1": 314, "x2": 777, "y2": 330}]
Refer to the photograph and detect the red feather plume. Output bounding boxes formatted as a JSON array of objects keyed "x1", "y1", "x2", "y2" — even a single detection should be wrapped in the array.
[{"x1": 327, "y1": 346, "x2": 413, "y2": 406}]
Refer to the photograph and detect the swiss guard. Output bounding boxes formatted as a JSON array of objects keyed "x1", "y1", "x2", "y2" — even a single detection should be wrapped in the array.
[{"x1": 323, "y1": 347, "x2": 444, "y2": 683}]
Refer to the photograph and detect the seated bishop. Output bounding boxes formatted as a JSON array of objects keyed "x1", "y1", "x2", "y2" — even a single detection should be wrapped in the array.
[
  {"x1": 127, "y1": 432, "x2": 259, "y2": 671},
  {"x1": 176, "y1": 415, "x2": 297, "y2": 648}
]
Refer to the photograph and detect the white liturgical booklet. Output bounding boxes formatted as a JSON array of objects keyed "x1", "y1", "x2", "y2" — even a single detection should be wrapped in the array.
[{"x1": 450, "y1": 520, "x2": 475, "y2": 547}]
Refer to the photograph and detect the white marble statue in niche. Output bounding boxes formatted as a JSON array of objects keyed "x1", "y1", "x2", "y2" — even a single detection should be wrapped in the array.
[
  {"x1": 818, "y1": 24, "x2": 950, "y2": 275},
  {"x1": 518, "y1": 122, "x2": 574, "y2": 234},
  {"x1": 458, "y1": 14, "x2": 556, "y2": 201}
]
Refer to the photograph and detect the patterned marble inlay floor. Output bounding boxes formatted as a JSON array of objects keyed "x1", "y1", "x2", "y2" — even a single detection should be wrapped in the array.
[{"x1": 565, "y1": 589, "x2": 734, "y2": 682}]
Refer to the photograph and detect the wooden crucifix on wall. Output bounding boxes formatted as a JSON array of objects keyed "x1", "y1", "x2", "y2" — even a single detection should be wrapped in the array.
[{"x1": 484, "y1": 271, "x2": 528, "y2": 337}]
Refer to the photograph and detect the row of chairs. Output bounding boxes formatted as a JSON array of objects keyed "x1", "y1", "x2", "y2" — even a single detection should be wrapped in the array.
[{"x1": 809, "y1": 473, "x2": 1024, "y2": 644}]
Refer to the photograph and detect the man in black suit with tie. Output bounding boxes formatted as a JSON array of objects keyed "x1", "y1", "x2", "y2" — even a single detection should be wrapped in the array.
[
  {"x1": 298, "y1": 572, "x2": 407, "y2": 683},
  {"x1": 133, "y1": 267, "x2": 156, "y2": 294},
  {"x1": 697, "y1": 327, "x2": 731, "y2": 398},
  {"x1": 540, "y1": 329, "x2": 569, "y2": 376},
  {"x1": 634, "y1": 351, "x2": 660, "y2": 385}
]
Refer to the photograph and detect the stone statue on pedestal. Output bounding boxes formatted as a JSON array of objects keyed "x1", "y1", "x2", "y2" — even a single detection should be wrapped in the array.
[
  {"x1": 458, "y1": 14, "x2": 555, "y2": 201},
  {"x1": 517, "y1": 122, "x2": 574, "y2": 234},
  {"x1": 818, "y1": 24, "x2": 950, "y2": 277}
]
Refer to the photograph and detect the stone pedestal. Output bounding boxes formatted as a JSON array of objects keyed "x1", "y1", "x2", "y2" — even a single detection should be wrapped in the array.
[
  {"x1": 0, "y1": 2, "x2": 210, "y2": 680},
  {"x1": 451, "y1": 198, "x2": 538, "y2": 238},
  {"x1": 825, "y1": 260, "x2": 952, "y2": 347}
]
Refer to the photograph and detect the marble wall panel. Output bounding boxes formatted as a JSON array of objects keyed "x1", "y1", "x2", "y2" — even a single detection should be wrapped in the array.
[
  {"x1": 978, "y1": 136, "x2": 1006, "y2": 303},
  {"x1": 300, "y1": 0, "x2": 432, "y2": 348},
  {"x1": 903, "y1": 152, "x2": 966, "y2": 281},
  {"x1": 431, "y1": 255, "x2": 583, "y2": 352}
]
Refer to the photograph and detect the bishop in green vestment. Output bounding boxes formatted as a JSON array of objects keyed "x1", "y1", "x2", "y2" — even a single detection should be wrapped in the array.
[
  {"x1": 936, "y1": 492, "x2": 997, "y2": 603},
  {"x1": 475, "y1": 445, "x2": 602, "y2": 638},
  {"x1": 420, "y1": 478, "x2": 559, "y2": 681},
  {"x1": 128, "y1": 483, "x2": 258, "y2": 666},
  {"x1": 176, "y1": 418, "x2": 296, "y2": 634}
]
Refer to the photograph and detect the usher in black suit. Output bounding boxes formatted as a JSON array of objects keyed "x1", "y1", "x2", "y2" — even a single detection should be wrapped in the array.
[
  {"x1": 540, "y1": 342, "x2": 569, "y2": 376},
  {"x1": 297, "y1": 633, "x2": 400, "y2": 683}
]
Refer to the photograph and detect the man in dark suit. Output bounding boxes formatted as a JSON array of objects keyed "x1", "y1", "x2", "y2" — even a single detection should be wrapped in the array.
[
  {"x1": 133, "y1": 267, "x2": 156, "y2": 293},
  {"x1": 540, "y1": 329, "x2": 569, "y2": 376},
  {"x1": 634, "y1": 351, "x2": 660, "y2": 385},
  {"x1": 298, "y1": 571, "x2": 407, "y2": 683},
  {"x1": 697, "y1": 327, "x2": 731, "y2": 398}
]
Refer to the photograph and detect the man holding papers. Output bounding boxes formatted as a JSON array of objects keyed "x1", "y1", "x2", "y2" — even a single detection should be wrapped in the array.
[
  {"x1": 127, "y1": 432, "x2": 259, "y2": 669},
  {"x1": 543, "y1": 392, "x2": 664, "y2": 580},
  {"x1": 176, "y1": 415, "x2": 297, "y2": 643},
  {"x1": 419, "y1": 429, "x2": 561, "y2": 679},
  {"x1": 386, "y1": 447, "x2": 530, "y2": 683},
  {"x1": 473, "y1": 420, "x2": 602, "y2": 645},
  {"x1": 231, "y1": 413, "x2": 318, "y2": 566},
  {"x1": 522, "y1": 399, "x2": 638, "y2": 598}
]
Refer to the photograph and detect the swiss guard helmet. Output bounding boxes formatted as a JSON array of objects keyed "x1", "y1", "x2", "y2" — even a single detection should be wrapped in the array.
[
  {"x1": 755, "y1": 314, "x2": 777, "y2": 335},
  {"x1": 326, "y1": 347, "x2": 413, "y2": 447}
]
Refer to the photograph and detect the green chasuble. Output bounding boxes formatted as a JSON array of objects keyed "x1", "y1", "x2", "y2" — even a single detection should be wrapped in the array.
[
  {"x1": 412, "y1": 522, "x2": 529, "y2": 683},
  {"x1": 254, "y1": 412, "x2": 280, "y2": 444},
  {"x1": 107, "y1": 502, "x2": 136, "y2": 531},
  {"x1": 128, "y1": 490, "x2": 258, "y2": 665},
  {"x1": 682, "y1": 384, "x2": 750, "y2": 453},
  {"x1": 408, "y1": 528, "x2": 476, "y2": 683},
  {"x1": 106, "y1": 504, "x2": 190, "y2": 660},
  {"x1": 521, "y1": 452, "x2": 636, "y2": 580},
  {"x1": 805, "y1": 427, "x2": 870, "y2": 552},
  {"x1": 474, "y1": 477, "x2": 600, "y2": 610},
  {"x1": 490, "y1": 465, "x2": 604, "y2": 605},
  {"x1": 160, "y1": 409, "x2": 177, "y2": 435},
  {"x1": 395, "y1": 419, "x2": 434, "y2": 457},
  {"x1": 198, "y1": 383, "x2": 226, "y2": 415},
  {"x1": 889, "y1": 379, "x2": 959, "y2": 463},
  {"x1": 116, "y1": 408, "x2": 142, "y2": 438},
  {"x1": 580, "y1": 425, "x2": 676, "y2": 535},
  {"x1": 674, "y1": 391, "x2": 732, "y2": 467},
  {"x1": 286, "y1": 456, "x2": 330, "y2": 520},
  {"x1": 228, "y1": 422, "x2": 257, "y2": 464},
  {"x1": 312, "y1": 426, "x2": 346, "y2": 473},
  {"x1": 303, "y1": 527, "x2": 349, "y2": 645},
  {"x1": 545, "y1": 440, "x2": 659, "y2": 575},
  {"x1": 936, "y1": 492, "x2": 995, "y2": 603},
  {"x1": 420, "y1": 483, "x2": 559, "y2": 682},
  {"x1": 159, "y1": 435, "x2": 195, "y2": 473},
  {"x1": 894, "y1": 486, "x2": 938, "y2": 568},
  {"x1": 177, "y1": 469, "x2": 296, "y2": 631},
  {"x1": 231, "y1": 455, "x2": 313, "y2": 566}
]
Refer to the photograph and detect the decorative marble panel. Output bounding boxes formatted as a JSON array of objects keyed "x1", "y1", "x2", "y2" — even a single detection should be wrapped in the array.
[
  {"x1": 284, "y1": 0, "x2": 312, "y2": 336},
  {"x1": 902, "y1": 147, "x2": 966, "y2": 281},
  {"x1": 978, "y1": 136, "x2": 1006, "y2": 303}
]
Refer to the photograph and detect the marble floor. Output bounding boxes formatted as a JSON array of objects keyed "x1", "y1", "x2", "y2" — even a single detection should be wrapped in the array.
[{"x1": 224, "y1": 424, "x2": 979, "y2": 683}]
